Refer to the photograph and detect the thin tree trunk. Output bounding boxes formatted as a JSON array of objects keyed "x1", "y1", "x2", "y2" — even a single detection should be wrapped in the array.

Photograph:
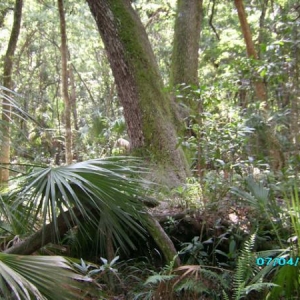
[
  {"x1": 71, "y1": 62, "x2": 96, "y2": 105},
  {"x1": 58, "y1": 0, "x2": 72, "y2": 165},
  {"x1": 86, "y1": 0, "x2": 190, "y2": 187},
  {"x1": 234, "y1": 0, "x2": 284, "y2": 171},
  {"x1": 0, "y1": 0, "x2": 23, "y2": 185},
  {"x1": 69, "y1": 65, "x2": 78, "y2": 131},
  {"x1": 234, "y1": 0, "x2": 267, "y2": 103},
  {"x1": 145, "y1": 213, "x2": 181, "y2": 267},
  {"x1": 291, "y1": 23, "x2": 300, "y2": 148},
  {"x1": 258, "y1": 0, "x2": 268, "y2": 58},
  {"x1": 170, "y1": 0, "x2": 203, "y2": 119}
]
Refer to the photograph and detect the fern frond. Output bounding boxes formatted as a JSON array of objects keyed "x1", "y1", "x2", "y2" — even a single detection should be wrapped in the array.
[
  {"x1": 144, "y1": 274, "x2": 176, "y2": 285},
  {"x1": 222, "y1": 290, "x2": 230, "y2": 300},
  {"x1": 233, "y1": 233, "x2": 257, "y2": 299},
  {"x1": 244, "y1": 282, "x2": 277, "y2": 294},
  {"x1": 175, "y1": 278, "x2": 209, "y2": 294}
]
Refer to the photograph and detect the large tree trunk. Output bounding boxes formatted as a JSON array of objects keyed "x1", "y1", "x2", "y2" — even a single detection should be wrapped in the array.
[
  {"x1": 86, "y1": 0, "x2": 190, "y2": 187},
  {"x1": 0, "y1": 0, "x2": 23, "y2": 185},
  {"x1": 58, "y1": 0, "x2": 72, "y2": 165},
  {"x1": 170, "y1": 0, "x2": 203, "y2": 177}
]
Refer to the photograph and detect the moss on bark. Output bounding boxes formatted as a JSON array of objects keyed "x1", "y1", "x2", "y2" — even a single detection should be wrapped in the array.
[{"x1": 87, "y1": 0, "x2": 190, "y2": 187}]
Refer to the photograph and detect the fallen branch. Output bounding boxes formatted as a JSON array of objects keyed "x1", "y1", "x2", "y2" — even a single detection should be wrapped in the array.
[{"x1": 4, "y1": 207, "x2": 83, "y2": 255}]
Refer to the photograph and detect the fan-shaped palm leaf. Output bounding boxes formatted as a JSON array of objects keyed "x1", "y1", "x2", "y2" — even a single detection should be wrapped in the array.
[
  {"x1": 0, "y1": 85, "x2": 35, "y2": 127},
  {"x1": 0, "y1": 192, "x2": 35, "y2": 238},
  {"x1": 10, "y1": 157, "x2": 148, "y2": 252},
  {"x1": 0, "y1": 252, "x2": 91, "y2": 300}
]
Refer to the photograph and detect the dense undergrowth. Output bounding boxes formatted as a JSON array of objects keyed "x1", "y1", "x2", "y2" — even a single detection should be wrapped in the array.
[
  {"x1": 1, "y1": 84, "x2": 300, "y2": 299},
  {"x1": 76, "y1": 171, "x2": 300, "y2": 300}
]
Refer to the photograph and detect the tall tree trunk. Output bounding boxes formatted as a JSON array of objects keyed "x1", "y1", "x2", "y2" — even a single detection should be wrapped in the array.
[
  {"x1": 86, "y1": 0, "x2": 190, "y2": 187},
  {"x1": 234, "y1": 0, "x2": 267, "y2": 103},
  {"x1": 258, "y1": 0, "x2": 269, "y2": 59},
  {"x1": 0, "y1": 0, "x2": 23, "y2": 185},
  {"x1": 170, "y1": 0, "x2": 203, "y2": 90},
  {"x1": 291, "y1": 21, "x2": 300, "y2": 149},
  {"x1": 170, "y1": 0, "x2": 203, "y2": 177},
  {"x1": 58, "y1": 0, "x2": 72, "y2": 165},
  {"x1": 69, "y1": 65, "x2": 78, "y2": 131},
  {"x1": 234, "y1": 0, "x2": 284, "y2": 171}
]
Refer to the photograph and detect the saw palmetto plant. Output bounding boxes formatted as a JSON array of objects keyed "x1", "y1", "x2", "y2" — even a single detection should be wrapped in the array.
[{"x1": 0, "y1": 157, "x2": 150, "y2": 299}]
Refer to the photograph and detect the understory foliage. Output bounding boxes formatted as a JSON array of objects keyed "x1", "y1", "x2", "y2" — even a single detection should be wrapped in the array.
[
  {"x1": 0, "y1": 90, "x2": 150, "y2": 297},
  {"x1": 0, "y1": 156, "x2": 151, "y2": 299}
]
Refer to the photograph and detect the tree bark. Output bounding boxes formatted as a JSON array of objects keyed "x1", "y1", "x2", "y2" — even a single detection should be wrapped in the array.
[
  {"x1": 170, "y1": 0, "x2": 203, "y2": 177},
  {"x1": 58, "y1": 0, "x2": 72, "y2": 165},
  {"x1": 234, "y1": 0, "x2": 267, "y2": 102},
  {"x1": 170, "y1": 0, "x2": 203, "y2": 89},
  {"x1": 258, "y1": 0, "x2": 269, "y2": 59},
  {"x1": 69, "y1": 65, "x2": 79, "y2": 131},
  {"x1": 291, "y1": 22, "x2": 300, "y2": 148},
  {"x1": 145, "y1": 213, "x2": 181, "y2": 267},
  {"x1": 0, "y1": 0, "x2": 23, "y2": 185},
  {"x1": 86, "y1": 0, "x2": 190, "y2": 187}
]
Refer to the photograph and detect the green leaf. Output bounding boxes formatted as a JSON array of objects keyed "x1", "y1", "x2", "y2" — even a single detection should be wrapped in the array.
[{"x1": 0, "y1": 253, "x2": 91, "y2": 300}]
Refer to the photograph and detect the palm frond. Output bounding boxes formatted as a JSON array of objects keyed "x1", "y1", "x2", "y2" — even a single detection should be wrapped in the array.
[
  {"x1": 231, "y1": 177, "x2": 283, "y2": 247},
  {"x1": 9, "y1": 157, "x2": 149, "y2": 253},
  {"x1": 0, "y1": 85, "x2": 35, "y2": 125},
  {"x1": 0, "y1": 192, "x2": 34, "y2": 236},
  {"x1": 231, "y1": 177, "x2": 269, "y2": 209},
  {"x1": 173, "y1": 265, "x2": 229, "y2": 297},
  {"x1": 0, "y1": 252, "x2": 92, "y2": 300}
]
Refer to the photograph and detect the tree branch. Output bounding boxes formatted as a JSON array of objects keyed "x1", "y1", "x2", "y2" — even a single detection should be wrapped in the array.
[{"x1": 209, "y1": 0, "x2": 220, "y2": 41}]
